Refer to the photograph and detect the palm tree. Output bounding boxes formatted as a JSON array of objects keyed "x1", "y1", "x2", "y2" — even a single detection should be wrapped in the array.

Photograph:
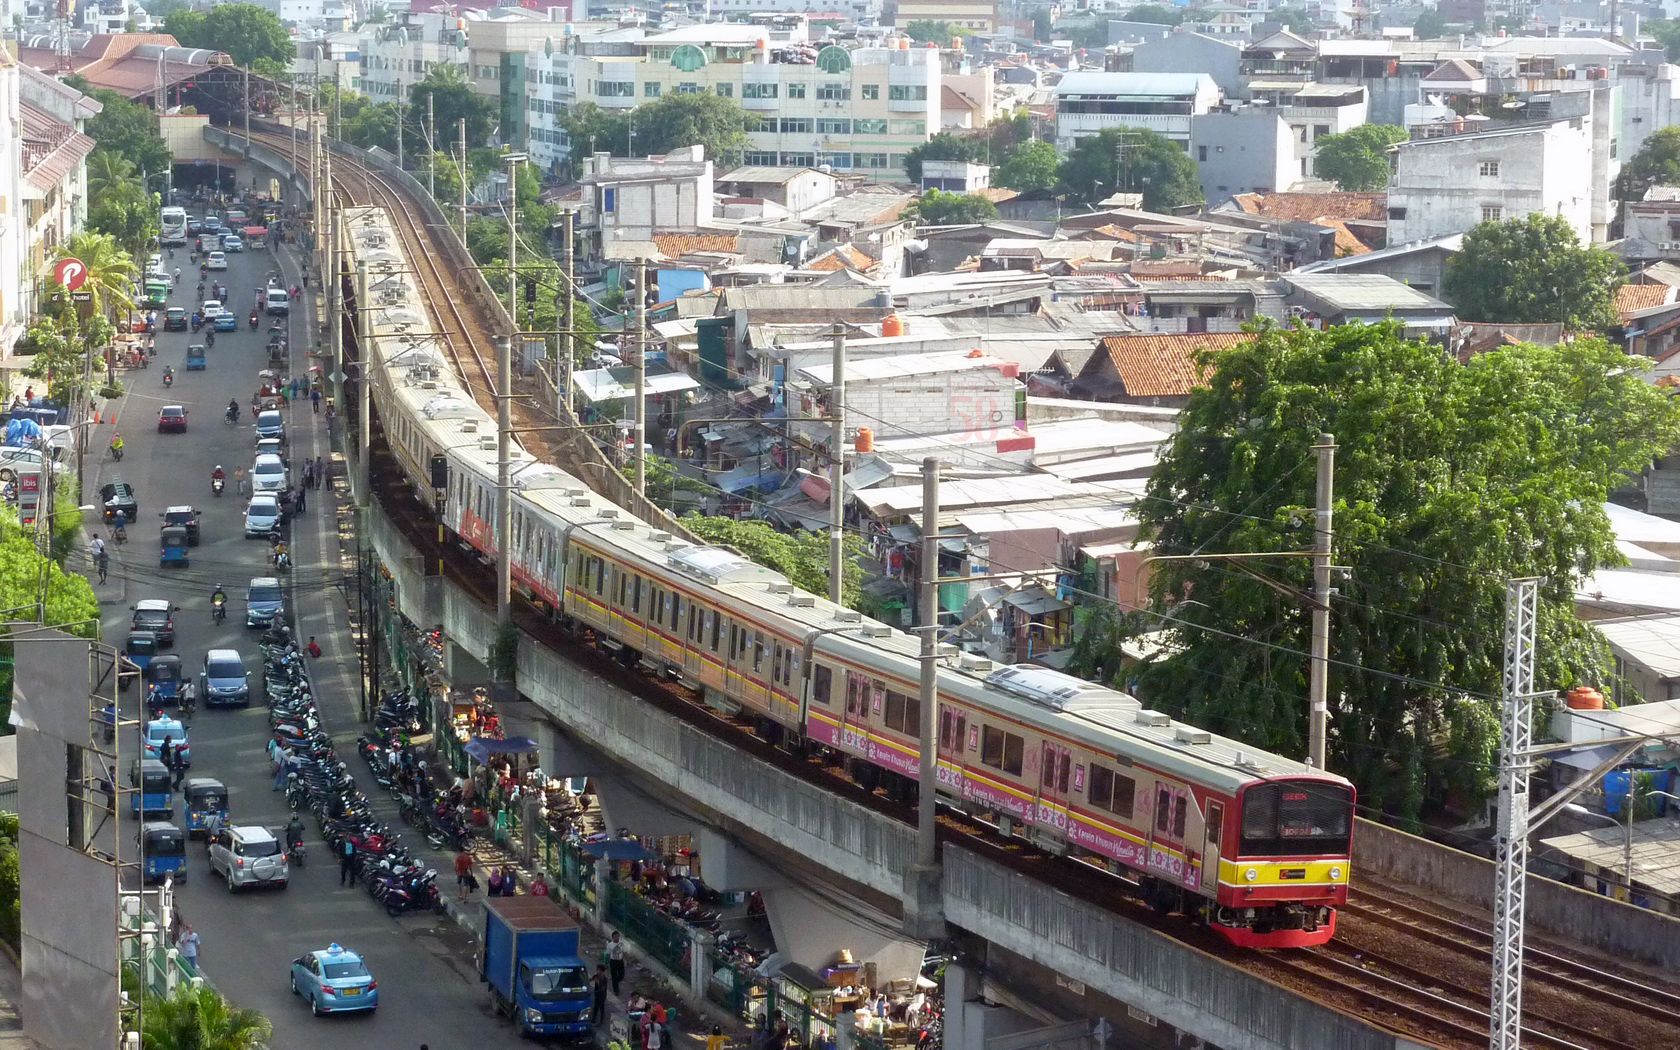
[
  {"x1": 141, "y1": 984, "x2": 271, "y2": 1050},
  {"x1": 54, "y1": 230, "x2": 136, "y2": 319},
  {"x1": 86, "y1": 151, "x2": 138, "y2": 199}
]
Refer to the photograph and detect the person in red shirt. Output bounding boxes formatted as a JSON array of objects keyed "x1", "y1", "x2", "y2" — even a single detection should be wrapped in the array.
[
  {"x1": 455, "y1": 849, "x2": 474, "y2": 901},
  {"x1": 305, "y1": 636, "x2": 322, "y2": 658}
]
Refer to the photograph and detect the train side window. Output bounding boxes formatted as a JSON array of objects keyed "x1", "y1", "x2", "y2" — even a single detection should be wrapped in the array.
[
  {"x1": 1002, "y1": 733, "x2": 1023, "y2": 776},
  {"x1": 593, "y1": 558, "x2": 606, "y2": 595},
  {"x1": 671, "y1": 594, "x2": 683, "y2": 630},
  {"x1": 1089, "y1": 763, "x2": 1113, "y2": 808},
  {"x1": 1110, "y1": 773, "x2": 1134, "y2": 818},
  {"x1": 1041, "y1": 744, "x2": 1057, "y2": 787},
  {"x1": 903, "y1": 695, "x2": 921, "y2": 737},
  {"x1": 632, "y1": 576, "x2": 643, "y2": 614},
  {"x1": 1155, "y1": 787, "x2": 1171, "y2": 834},
  {"x1": 847, "y1": 675, "x2": 865, "y2": 715},
  {"x1": 981, "y1": 726, "x2": 1004, "y2": 768},
  {"x1": 1173, "y1": 794, "x2": 1187, "y2": 838},
  {"x1": 615, "y1": 571, "x2": 626, "y2": 606},
  {"x1": 752, "y1": 634, "x2": 765, "y2": 673},
  {"x1": 884, "y1": 690, "x2": 904, "y2": 730},
  {"x1": 1058, "y1": 752, "x2": 1070, "y2": 793},
  {"x1": 1205, "y1": 802, "x2": 1223, "y2": 846},
  {"x1": 813, "y1": 665, "x2": 832, "y2": 704},
  {"x1": 939, "y1": 709, "x2": 957, "y2": 749}
]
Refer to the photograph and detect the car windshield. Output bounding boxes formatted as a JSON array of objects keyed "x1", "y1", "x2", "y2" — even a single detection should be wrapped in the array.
[
  {"x1": 237, "y1": 838, "x2": 279, "y2": 858},
  {"x1": 249, "y1": 499, "x2": 278, "y2": 513},
  {"x1": 165, "y1": 511, "x2": 191, "y2": 523},
  {"x1": 529, "y1": 966, "x2": 588, "y2": 999},
  {"x1": 206, "y1": 658, "x2": 242, "y2": 678},
  {"x1": 135, "y1": 610, "x2": 166, "y2": 625},
  {"x1": 162, "y1": 409, "x2": 184, "y2": 419},
  {"x1": 250, "y1": 584, "x2": 282, "y2": 603},
  {"x1": 322, "y1": 961, "x2": 370, "y2": 980}
]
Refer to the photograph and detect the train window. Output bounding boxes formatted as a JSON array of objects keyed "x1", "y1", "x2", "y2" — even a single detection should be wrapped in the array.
[
  {"x1": 1173, "y1": 794, "x2": 1187, "y2": 838},
  {"x1": 1110, "y1": 772, "x2": 1134, "y2": 817},
  {"x1": 710, "y1": 612, "x2": 721, "y2": 651},
  {"x1": 846, "y1": 675, "x2": 864, "y2": 715},
  {"x1": 1239, "y1": 782, "x2": 1353, "y2": 857},
  {"x1": 1155, "y1": 787, "x2": 1171, "y2": 834},
  {"x1": 884, "y1": 691, "x2": 905, "y2": 730},
  {"x1": 752, "y1": 634, "x2": 765, "y2": 673},
  {"x1": 1206, "y1": 803, "x2": 1223, "y2": 847},
  {"x1": 813, "y1": 665, "x2": 832, "y2": 704},
  {"x1": 1041, "y1": 745, "x2": 1057, "y2": 788},
  {"x1": 1002, "y1": 733, "x2": 1023, "y2": 776},
  {"x1": 615, "y1": 571, "x2": 626, "y2": 606},
  {"x1": 593, "y1": 558, "x2": 606, "y2": 596},
  {"x1": 939, "y1": 709, "x2": 967, "y2": 751},
  {"x1": 885, "y1": 691, "x2": 920, "y2": 734},
  {"x1": 981, "y1": 726, "x2": 1004, "y2": 768},
  {"x1": 1041, "y1": 747, "x2": 1069, "y2": 792},
  {"x1": 632, "y1": 576, "x2": 643, "y2": 614},
  {"x1": 1089, "y1": 763, "x2": 1112, "y2": 808},
  {"x1": 670, "y1": 594, "x2": 682, "y2": 629},
  {"x1": 688, "y1": 605, "x2": 700, "y2": 642}
]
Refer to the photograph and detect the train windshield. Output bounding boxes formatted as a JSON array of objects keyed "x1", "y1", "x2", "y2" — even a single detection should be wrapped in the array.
[{"x1": 1239, "y1": 781, "x2": 1353, "y2": 857}]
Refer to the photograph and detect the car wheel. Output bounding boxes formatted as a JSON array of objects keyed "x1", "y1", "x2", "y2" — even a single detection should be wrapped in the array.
[
  {"x1": 311, "y1": 995, "x2": 323, "y2": 1017},
  {"x1": 226, "y1": 873, "x2": 237, "y2": 894},
  {"x1": 290, "y1": 973, "x2": 298, "y2": 995}
]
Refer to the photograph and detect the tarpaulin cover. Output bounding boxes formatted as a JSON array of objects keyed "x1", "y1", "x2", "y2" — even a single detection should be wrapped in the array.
[
  {"x1": 578, "y1": 838, "x2": 657, "y2": 862},
  {"x1": 463, "y1": 735, "x2": 539, "y2": 762},
  {"x1": 5, "y1": 418, "x2": 41, "y2": 445}
]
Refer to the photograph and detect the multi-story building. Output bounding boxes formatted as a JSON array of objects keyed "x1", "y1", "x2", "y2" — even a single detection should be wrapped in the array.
[
  {"x1": 0, "y1": 55, "x2": 25, "y2": 368},
  {"x1": 535, "y1": 28, "x2": 942, "y2": 178},
  {"x1": 1052, "y1": 71, "x2": 1221, "y2": 150},
  {"x1": 892, "y1": 0, "x2": 996, "y2": 32},
  {"x1": 1246, "y1": 81, "x2": 1367, "y2": 181}
]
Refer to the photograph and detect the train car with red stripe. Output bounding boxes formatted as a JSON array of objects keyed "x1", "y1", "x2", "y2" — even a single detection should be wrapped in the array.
[{"x1": 348, "y1": 206, "x2": 1356, "y2": 949}]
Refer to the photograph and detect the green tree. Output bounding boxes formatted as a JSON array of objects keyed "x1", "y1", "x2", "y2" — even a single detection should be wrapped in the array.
[
  {"x1": 140, "y1": 983, "x2": 272, "y2": 1050},
  {"x1": 626, "y1": 93, "x2": 754, "y2": 167},
  {"x1": 906, "y1": 189, "x2": 998, "y2": 225},
  {"x1": 903, "y1": 19, "x2": 970, "y2": 43},
  {"x1": 993, "y1": 139, "x2": 1060, "y2": 192},
  {"x1": 560, "y1": 102, "x2": 631, "y2": 169},
  {"x1": 1648, "y1": 18, "x2": 1680, "y2": 60},
  {"x1": 1032, "y1": 8, "x2": 1052, "y2": 40},
  {"x1": 1413, "y1": 8, "x2": 1449, "y2": 37},
  {"x1": 1311, "y1": 123, "x2": 1407, "y2": 191},
  {"x1": 1124, "y1": 4, "x2": 1184, "y2": 24},
  {"x1": 405, "y1": 65, "x2": 497, "y2": 154},
  {"x1": 1617, "y1": 125, "x2": 1680, "y2": 203},
  {"x1": 1059, "y1": 127, "x2": 1203, "y2": 212},
  {"x1": 55, "y1": 232, "x2": 136, "y2": 320},
  {"x1": 70, "y1": 81, "x2": 171, "y2": 178},
  {"x1": 340, "y1": 97, "x2": 399, "y2": 153},
  {"x1": 903, "y1": 132, "x2": 984, "y2": 182},
  {"x1": 681, "y1": 515, "x2": 864, "y2": 609},
  {"x1": 164, "y1": 3, "x2": 292, "y2": 68},
  {"x1": 21, "y1": 312, "x2": 116, "y2": 408},
  {"x1": 428, "y1": 150, "x2": 465, "y2": 206},
  {"x1": 1442, "y1": 213, "x2": 1626, "y2": 330},
  {"x1": 86, "y1": 186, "x2": 159, "y2": 265},
  {"x1": 1112, "y1": 323, "x2": 1680, "y2": 818},
  {"x1": 1269, "y1": 5, "x2": 1316, "y2": 32}
]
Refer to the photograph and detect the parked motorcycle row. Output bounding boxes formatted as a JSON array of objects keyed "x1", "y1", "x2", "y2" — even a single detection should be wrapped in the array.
[
  {"x1": 267, "y1": 642, "x2": 444, "y2": 917},
  {"x1": 354, "y1": 697, "x2": 474, "y2": 856}
]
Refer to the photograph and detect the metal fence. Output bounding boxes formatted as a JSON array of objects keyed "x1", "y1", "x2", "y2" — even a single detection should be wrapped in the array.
[{"x1": 604, "y1": 880, "x2": 690, "y2": 975}]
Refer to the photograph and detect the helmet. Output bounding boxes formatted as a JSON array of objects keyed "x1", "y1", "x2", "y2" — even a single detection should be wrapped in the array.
[{"x1": 215, "y1": 464, "x2": 223, "y2": 471}]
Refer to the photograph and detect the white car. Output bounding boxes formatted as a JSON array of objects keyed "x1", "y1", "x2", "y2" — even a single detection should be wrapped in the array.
[
  {"x1": 221, "y1": 235, "x2": 244, "y2": 253},
  {"x1": 244, "y1": 493, "x2": 282, "y2": 537},
  {"x1": 201, "y1": 299, "x2": 224, "y2": 320},
  {"x1": 206, "y1": 251, "x2": 228, "y2": 271},
  {"x1": 0, "y1": 445, "x2": 46, "y2": 483},
  {"x1": 251, "y1": 454, "x2": 287, "y2": 493}
]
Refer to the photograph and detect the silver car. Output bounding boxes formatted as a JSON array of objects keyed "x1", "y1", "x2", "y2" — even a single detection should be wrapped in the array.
[{"x1": 208, "y1": 825, "x2": 288, "y2": 892}]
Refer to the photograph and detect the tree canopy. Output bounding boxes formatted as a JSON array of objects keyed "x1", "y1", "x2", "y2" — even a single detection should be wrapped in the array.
[
  {"x1": 1269, "y1": 6, "x2": 1316, "y2": 33},
  {"x1": 1059, "y1": 127, "x2": 1203, "y2": 212},
  {"x1": 906, "y1": 190, "x2": 998, "y2": 225},
  {"x1": 1617, "y1": 125, "x2": 1680, "y2": 203},
  {"x1": 1312, "y1": 123, "x2": 1407, "y2": 191},
  {"x1": 903, "y1": 20, "x2": 971, "y2": 43},
  {"x1": 681, "y1": 515, "x2": 863, "y2": 609},
  {"x1": 1442, "y1": 213, "x2": 1625, "y2": 331},
  {"x1": 70, "y1": 81, "x2": 171, "y2": 178},
  {"x1": 560, "y1": 95, "x2": 754, "y2": 170},
  {"x1": 993, "y1": 139, "x2": 1060, "y2": 192},
  {"x1": 901, "y1": 112, "x2": 1035, "y2": 181},
  {"x1": 163, "y1": 3, "x2": 292, "y2": 68},
  {"x1": 1090, "y1": 322, "x2": 1680, "y2": 819},
  {"x1": 1413, "y1": 8, "x2": 1450, "y2": 38},
  {"x1": 140, "y1": 982, "x2": 272, "y2": 1050},
  {"x1": 406, "y1": 65, "x2": 497, "y2": 154},
  {"x1": 1124, "y1": 4, "x2": 1184, "y2": 24}
]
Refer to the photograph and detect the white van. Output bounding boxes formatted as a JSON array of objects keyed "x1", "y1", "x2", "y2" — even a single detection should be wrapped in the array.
[{"x1": 265, "y1": 287, "x2": 290, "y2": 316}]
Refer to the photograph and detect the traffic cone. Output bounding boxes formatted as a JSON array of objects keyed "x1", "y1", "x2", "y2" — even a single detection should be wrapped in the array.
[{"x1": 93, "y1": 407, "x2": 102, "y2": 425}]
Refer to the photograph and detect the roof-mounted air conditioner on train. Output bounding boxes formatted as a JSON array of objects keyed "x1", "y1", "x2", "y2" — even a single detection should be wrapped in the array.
[
  {"x1": 612, "y1": 520, "x2": 635, "y2": 531},
  {"x1": 958, "y1": 653, "x2": 992, "y2": 673},
  {"x1": 833, "y1": 610, "x2": 862, "y2": 623},
  {"x1": 478, "y1": 436, "x2": 496, "y2": 451},
  {"x1": 650, "y1": 531, "x2": 671, "y2": 543},
  {"x1": 417, "y1": 380, "x2": 438, "y2": 390},
  {"x1": 571, "y1": 497, "x2": 592, "y2": 507},
  {"x1": 458, "y1": 421, "x2": 479, "y2": 433},
  {"x1": 1233, "y1": 752, "x2": 1267, "y2": 772},
  {"x1": 864, "y1": 626, "x2": 893, "y2": 638},
  {"x1": 599, "y1": 509, "x2": 619, "y2": 519},
  {"x1": 767, "y1": 582, "x2": 793, "y2": 594},
  {"x1": 1174, "y1": 727, "x2": 1211, "y2": 745},
  {"x1": 1136, "y1": 710, "x2": 1170, "y2": 727},
  {"x1": 788, "y1": 595, "x2": 815, "y2": 608}
]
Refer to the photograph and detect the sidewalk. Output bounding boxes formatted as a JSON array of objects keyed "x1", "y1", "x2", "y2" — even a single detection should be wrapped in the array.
[{"x1": 0, "y1": 949, "x2": 42, "y2": 1050}]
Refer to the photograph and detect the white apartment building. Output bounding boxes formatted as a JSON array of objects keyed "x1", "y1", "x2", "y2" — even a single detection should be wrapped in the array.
[
  {"x1": 712, "y1": 0, "x2": 881, "y2": 20},
  {"x1": 1386, "y1": 119, "x2": 1596, "y2": 244},
  {"x1": 254, "y1": 0, "x2": 351, "y2": 30},
  {"x1": 1246, "y1": 81, "x2": 1367, "y2": 180},
  {"x1": 531, "y1": 27, "x2": 943, "y2": 178},
  {"x1": 0, "y1": 57, "x2": 25, "y2": 368},
  {"x1": 1052, "y1": 71, "x2": 1222, "y2": 151}
]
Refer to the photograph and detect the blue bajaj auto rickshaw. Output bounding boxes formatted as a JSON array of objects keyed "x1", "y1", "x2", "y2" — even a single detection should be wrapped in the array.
[
  {"x1": 149, "y1": 654, "x2": 182, "y2": 705},
  {"x1": 124, "y1": 631, "x2": 158, "y2": 682},
  {"x1": 183, "y1": 777, "x2": 227, "y2": 838},
  {"x1": 160, "y1": 525, "x2": 190, "y2": 568},
  {"x1": 142, "y1": 821, "x2": 187, "y2": 883},
  {"x1": 185, "y1": 344, "x2": 207, "y2": 371},
  {"x1": 131, "y1": 759, "x2": 173, "y2": 818}
]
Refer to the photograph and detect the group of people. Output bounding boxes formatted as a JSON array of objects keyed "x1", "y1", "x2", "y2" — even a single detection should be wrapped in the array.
[{"x1": 155, "y1": 734, "x2": 188, "y2": 790}]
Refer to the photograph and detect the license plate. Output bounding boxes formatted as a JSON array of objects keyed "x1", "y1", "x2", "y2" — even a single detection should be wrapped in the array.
[{"x1": 342, "y1": 987, "x2": 361, "y2": 996}]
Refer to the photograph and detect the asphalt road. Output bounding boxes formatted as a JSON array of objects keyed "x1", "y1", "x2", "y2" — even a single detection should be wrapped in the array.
[{"x1": 90, "y1": 232, "x2": 528, "y2": 1050}]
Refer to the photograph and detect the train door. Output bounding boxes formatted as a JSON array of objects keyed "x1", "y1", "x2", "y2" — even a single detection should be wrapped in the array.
[
  {"x1": 936, "y1": 706, "x2": 967, "y2": 791},
  {"x1": 1149, "y1": 782, "x2": 1190, "y2": 885},
  {"x1": 682, "y1": 603, "x2": 705, "y2": 683},
  {"x1": 724, "y1": 621, "x2": 745, "y2": 700},
  {"x1": 1201, "y1": 800, "x2": 1224, "y2": 893},
  {"x1": 1034, "y1": 742, "x2": 1071, "y2": 834},
  {"x1": 839, "y1": 671, "x2": 872, "y2": 754}
]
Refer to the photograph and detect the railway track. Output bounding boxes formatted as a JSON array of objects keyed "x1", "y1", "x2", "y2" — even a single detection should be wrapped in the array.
[{"x1": 287, "y1": 142, "x2": 1680, "y2": 1050}]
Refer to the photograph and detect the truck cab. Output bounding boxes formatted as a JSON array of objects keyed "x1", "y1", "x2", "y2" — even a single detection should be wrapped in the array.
[{"x1": 481, "y1": 897, "x2": 593, "y2": 1038}]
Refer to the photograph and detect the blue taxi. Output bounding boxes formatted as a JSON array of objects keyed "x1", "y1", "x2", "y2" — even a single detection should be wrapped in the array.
[
  {"x1": 289, "y1": 944, "x2": 378, "y2": 1015},
  {"x1": 143, "y1": 717, "x2": 191, "y2": 766}
]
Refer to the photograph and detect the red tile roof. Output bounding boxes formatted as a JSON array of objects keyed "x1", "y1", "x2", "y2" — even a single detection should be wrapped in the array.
[
  {"x1": 806, "y1": 244, "x2": 876, "y2": 273},
  {"x1": 1229, "y1": 191, "x2": 1388, "y2": 223},
  {"x1": 652, "y1": 232, "x2": 741, "y2": 257},
  {"x1": 1097, "y1": 333, "x2": 1252, "y2": 397},
  {"x1": 1615, "y1": 282, "x2": 1676, "y2": 320}
]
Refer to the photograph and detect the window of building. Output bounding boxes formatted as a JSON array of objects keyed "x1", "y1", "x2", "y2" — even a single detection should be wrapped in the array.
[
  {"x1": 888, "y1": 120, "x2": 925, "y2": 137},
  {"x1": 786, "y1": 83, "x2": 806, "y2": 99},
  {"x1": 1197, "y1": 145, "x2": 1207, "y2": 161},
  {"x1": 855, "y1": 152, "x2": 889, "y2": 169},
  {"x1": 742, "y1": 83, "x2": 778, "y2": 99},
  {"x1": 861, "y1": 84, "x2": 880, "y2": 101},
  {"x1": 780, "y1": 118, "x2": 812, "y2": 134},
  {"x1": 1481, "y1": 204, "x2": 1503, "y2": 222},
  {"x1": 817, "y1": 82, "x2": 851, "y2": 101},
  {"x1": 644, "y1": 82, "x2": 661, "y2": 97},
  {"x1": 744, "y1": 151, "x2": 778, "y2": 165},
  {"x1": 1313, "y1": 124, "x2": 1329, "y2": 138},
  {"x1": 888, "y1": 84, "x2": 928, "y2": 101},
  {"x1": 782, "y1": 152, "x2": 814, "y2": 166},
  {"x1": 816, "y1": 119, "x2": 850, "y2": 135},
  {"x1": 676, "y1": 82, "x2": 701, "y2": 94},
  {"x1": 1387, "y1": 206, "x2": 1407, "y2": 220},
  {"x1": 1479, "y1": 160, "x2": 1500, "y2": 177},
  {"x1": 597, "y1": 81, "x2": 633, "y2": 98},
  {"x1": 715, "y1": 83, "x2": 733, "y2": 97}
]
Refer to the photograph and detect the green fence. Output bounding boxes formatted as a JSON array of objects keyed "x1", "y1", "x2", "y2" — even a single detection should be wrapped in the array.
[
  {"x1": 604, "y1": 880, "x2": 689, "y2": 975},
  {"x1": 536, "y1": 832, "x2": 597, "y2": 908}
]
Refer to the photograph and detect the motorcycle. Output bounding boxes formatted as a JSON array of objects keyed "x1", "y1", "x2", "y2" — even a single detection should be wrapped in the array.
[
  {"x1": 211, "y1": 596, "x2": 226, "y2": 624},
  {"x1": 273, "y1": 550, "x2": 291, "y2": 573},
  {"x1": 109, "y1": 442, "x2": 124, "y2": 462},
  {"x1": 224, "y1": 406, "x2": 239, "y2": 426},
  {"x1": 162, "y1": 368, "x2": 173, "y2": 388},
  {"x1": 249, "y1": 313, "x2": 258, "y2": 331},
  {"x1": 211, "y1": 475, "x2": 225, "y2": 496}
]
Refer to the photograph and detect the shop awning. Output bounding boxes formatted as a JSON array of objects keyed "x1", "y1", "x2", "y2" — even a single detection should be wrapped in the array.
[
  {"x1": 578, "y1": 837, "x2": 658, "y2": 862},
  {"x1": 463, "y1": 735, "x2": 539, "y2": 762},
  {"x1": 1003, "y1": 589, "x2": 1070, "y2": 617},
  {"x1": 574, "y1": 367, "x2": 701, "y2": 404}
]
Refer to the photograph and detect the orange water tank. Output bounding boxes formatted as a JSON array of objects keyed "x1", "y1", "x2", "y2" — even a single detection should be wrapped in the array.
[
  {"x1": 855, "y1": 427, "x2": 874, "y2": 453},
  {"x1": 1566, "y1": 686, "x2": 1606, "y2": 710},
  {"x1": 881, "y1": 313, "x2": 904, "y2": 337}
]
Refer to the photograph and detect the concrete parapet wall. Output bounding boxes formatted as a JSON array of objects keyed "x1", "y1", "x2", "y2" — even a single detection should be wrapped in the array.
[
  {"x1": 205, "y1": 127, "x2": 310, "y2": 204},
  {"x1": 943, "y1": 849, "x2": 1409, "y2": 1050},
  {"x1": 1353, "y1": 819, "x2": 1680, "y2": 969}
]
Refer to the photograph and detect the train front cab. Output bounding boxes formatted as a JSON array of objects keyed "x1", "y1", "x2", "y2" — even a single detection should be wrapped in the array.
[{"x1": 1209, "y1": 777, "x2": 1354, "y2": 949}]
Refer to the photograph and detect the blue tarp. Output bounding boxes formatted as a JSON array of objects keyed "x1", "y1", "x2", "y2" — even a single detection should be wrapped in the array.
[
  {"x1": 4, "y1": 418, "x2": 41, "y2": 446},
  {"x1": 578, "y1": 838, "x2": 656, "y2": 863},
  {"x1": 463, "y1": 735, "x2": 539, "y2": 762}
]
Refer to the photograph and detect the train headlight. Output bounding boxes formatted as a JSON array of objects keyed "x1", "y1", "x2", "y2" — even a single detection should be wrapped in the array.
[
  {"x1": 1244, "y1": 868, "x2": 1258, "y2": 882},
  {"x1": 1329, "y1": 866, "x2": 1344, "y2": 881}
]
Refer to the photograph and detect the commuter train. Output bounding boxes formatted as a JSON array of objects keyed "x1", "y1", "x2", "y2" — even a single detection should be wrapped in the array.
[{"x1": 345, "y1": 207, "x2": 1355, "y2": 948}]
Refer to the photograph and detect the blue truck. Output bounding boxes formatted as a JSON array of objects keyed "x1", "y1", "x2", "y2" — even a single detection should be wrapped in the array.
[{"x1": 481, "y1": 896, "x2": 594, "y2": 1039}]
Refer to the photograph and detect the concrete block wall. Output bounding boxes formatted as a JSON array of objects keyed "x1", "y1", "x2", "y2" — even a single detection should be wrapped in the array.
[{"x1": 1353, "y1": 819, "x2": 1680, "y2": 969}]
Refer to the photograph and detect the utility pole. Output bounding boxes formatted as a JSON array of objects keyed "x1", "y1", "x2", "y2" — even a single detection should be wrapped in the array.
[
  {"x1": 497, "y1": 153, "x2": 526, "y2": 627},
  {"x1": 1489, "y1": 577, "x2": 1539, "y2": 1050},
  {"x1": 356, "y1": 260, "x2": 371, "y2": 507},
  {"x1": 458, "y1": 118, "x2": 468, "y2": 244},
  {"x1": 243, "y1": 66, "x2": 250, "y2": 147},
  {"x1": 917, "y1": 456, "x2": 939, "y2": 869},
  {"x1": 829, "y1": 323, "x2": 846, "y2": 605},
  {"x1": 634, "y1": 257, "x2": 647, "y2": 498},
  {"x1": 1307, "y1": 433, "x2": 1336, "y2": 770},
  {"x1": 560, "y1": 209, "x2": 575, "y2": 415},
  {"x1": 426, "y1": 91, "x2": 436, "y2": 201}
]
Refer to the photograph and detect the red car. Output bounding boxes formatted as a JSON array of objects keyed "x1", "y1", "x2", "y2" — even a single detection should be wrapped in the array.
[{"x1": 157, "y1": 405, "x2": 188, "y2": 433}]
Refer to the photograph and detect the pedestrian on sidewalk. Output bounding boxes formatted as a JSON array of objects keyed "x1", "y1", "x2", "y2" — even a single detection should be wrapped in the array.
[
  {"x1": 607, "y1": 932, "x2": 626, "y2": 996},
  {"x1": 340, "y1": 838, "x2": 357, "y2": 886},
  {"x1": 311, "y1": 388, "x2": 321, "y2": 413},
  {"x1": 303, "y1": 461, "x2": 315, "y2": 489},
  {"x1": 315, "y1": 455, "x2": 326, "y2": 485},
  {"x1": 455, "y1": 849, "x2": 473, "y2": 901},
  {"x1": 707, "y1": 1025, "x2": 728, "y2": 1050},
  {"x1": 590, "y1": 965, "x2": 608, "y2": 1024},
  {"x1": 176, "y1": 925, "x2": 200, "y2": 975},
  {"x1": 295, "y1": 485, "x2": 307, "y2": 514},
  {"x1": 234, "y1": 466, "x2": 247, "y2": 495}
]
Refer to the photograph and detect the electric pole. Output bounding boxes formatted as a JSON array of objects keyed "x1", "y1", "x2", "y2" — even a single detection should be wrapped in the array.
[
  {"x1": 829, "y1": 323, "x2": 846, "y2": 606},
  {"x1": 917, "y1": 456, "x2": 939, "y2": 869},
  {"x1": 1308, "y1": 433, "x2": 1336, "y2": 770},
  {"x1": 634, "y1": 257, "x2": 648, "y2": 498},
  {"x1": 561, "y1": 209, "x2": 575, "y2": 415},
  {"x1": 1489, "y1": 578, "x2": 1539, "y2": 1050},
  {"x1": 426, "y1": 91, "x2": 436, "y2": 201},
  {"x1": 497, "y1": 153, "x2": 526, "y2": 628}
]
